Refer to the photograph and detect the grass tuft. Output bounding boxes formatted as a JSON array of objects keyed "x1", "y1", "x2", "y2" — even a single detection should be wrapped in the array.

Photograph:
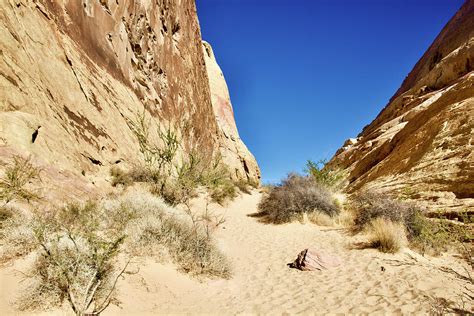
[{"x1": 367, "y1": 218, "x2": 407, "y2": 253}]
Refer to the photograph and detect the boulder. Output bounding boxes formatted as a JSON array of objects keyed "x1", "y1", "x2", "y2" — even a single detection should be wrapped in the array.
[{"x1": 289, "y1": 248, "x2": 342, "y2": 271}]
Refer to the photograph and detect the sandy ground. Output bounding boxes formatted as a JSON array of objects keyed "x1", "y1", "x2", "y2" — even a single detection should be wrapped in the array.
[{"x1": 1, "y1": 191, "x2": 473, "y2": 315}]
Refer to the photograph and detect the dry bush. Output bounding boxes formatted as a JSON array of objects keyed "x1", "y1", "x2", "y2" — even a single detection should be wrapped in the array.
[
  {"x1": 210, "y1": 179, "x2": 237, "y2": 205},
  {"x1": 109, "y1": 166, "x2": 133, "y2": 187},
  {"x1": 0, "y1": 206, "x2": 14, "y2": 227},
  {"x1": 0, "y1": 155, "x2": 41, "y2": 204},
  {"x1": 16, "y1": 202, "x2": 128, "y2": 315},
  {"x1": 234, "y1": 179, "x2": 251, "y2": 194},
  {"x1": 257, "y1": 174, "x2": 340, "y2": 224},
  {"x1": 351, "y1": 192, "x2": 473, "y2": 256},
  {"x1": 367, "y1": 218, "x2": 407, "y2": 253},
  {"x1": 307, "y1": 211, "x2": 335, "y2": 227},
  {"x1": 103, "y1": 191, "x2": 231, "y2": 278},
  {"x1": 0, "y1": 208, "x2": 36, "y2": 263},
  {"x1": 2, "y1": 191, "x2": 230, "y2": 314},
  {"x1": 351, "y1": 191, "x2": 424, "y2": 239}
]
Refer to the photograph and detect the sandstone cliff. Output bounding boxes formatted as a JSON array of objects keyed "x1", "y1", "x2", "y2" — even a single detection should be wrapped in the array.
[
  {"x1": 0, "y1": 0, "x2": 259, "y2": 200},
  {"x1": 202, "y1": 41, "x2": 260, "y2": 182},
  {"x1": 330, "y1": 0, "x2": 473, "y2": 211}
]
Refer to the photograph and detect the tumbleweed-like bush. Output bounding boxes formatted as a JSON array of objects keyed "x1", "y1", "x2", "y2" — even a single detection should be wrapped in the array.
[{"x1": 257, "y1": 173, "x2": 340, "y2": 224}]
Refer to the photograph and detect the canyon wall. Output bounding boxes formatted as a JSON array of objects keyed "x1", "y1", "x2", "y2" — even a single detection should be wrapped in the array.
[
  {"x1": 330, "y1": 0, "x2": 473, "y2": 211},
  {"x1": 0, "y1": 0, "x2": 259, "y2": 200}
]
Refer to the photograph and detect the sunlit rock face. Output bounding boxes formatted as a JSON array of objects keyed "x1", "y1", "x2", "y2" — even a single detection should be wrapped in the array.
[
  {"x1": 0, "y1": 0, "x2": 259, "y2": 201},
  {"x1": 329, "y1": 1, "x2": 474, "y2": 211},
  {"x1": 202, "y1": 41, "x2": 260, "y2": 182}
]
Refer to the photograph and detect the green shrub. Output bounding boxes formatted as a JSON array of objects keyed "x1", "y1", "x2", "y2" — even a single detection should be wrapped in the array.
[
  {"x1": 257, "y1": 173, "x2": 340, "y2": 224},
  {"x1": 127, "y1": 111, "x2": 238, "y2": 206},
  {"x1": 210, "y1": 179, "x2": 238, "y2": 205},
  {"x1": 0, "y1": 155, "x2": 41, "y2": 203},
  {"x1": 305, "y1": 159, "x2": 346, "y2": 190},
  {"x1": 410, "y1": 218, "x2": 473, "y2": 256}
]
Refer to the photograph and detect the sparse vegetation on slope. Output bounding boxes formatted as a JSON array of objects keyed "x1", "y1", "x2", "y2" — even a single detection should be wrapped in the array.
[
  {"x1": 350, "y1": 191, "x2": 473, "y2": 255},
  {"x1": 120, "y1": 111, "x2": 246, "y2": 206},
  {"x1": 0, "y1": 190, "x2": 230, "y2": 315}
]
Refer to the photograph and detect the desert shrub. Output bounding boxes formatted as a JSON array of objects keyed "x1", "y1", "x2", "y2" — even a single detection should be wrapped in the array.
[
  {"x1": 351, "y1": 191, "x2": 423, "y2": 239},
  {"x1": 104, "y1": 191, "x2": 231, "y2": 278},
  {"x1": 367, "y1": 218, "x2": 407, "y2": 253},
  {"x1": 305, "y1": 159, "x2": 346, "y2": 190},
  {"x1": 257, "y1": 173, "x2": 340, "y2": 224},
  {"x1": 127, "y1": 111, "x2": 237, "y2": 206},
  {"x1": 154, "y1": 216, "x2": 229, "y2": 277},
  {"x1": 17, "y1": 202, "x2": 128, "y2": 314},
  {"x1": 210, "y1": 179, "x2": 237, "y2": 205},
  {"x1": 234, "y1": 178, "x2": 260, "y2": 194},
  {"x1": 307, "y1": 211, "x2": 335, "y2": 226},
  {"x1": 0, "y1": 206, "x2": 14, "y2": 227},
  {"x1": 351, "y1": 192, "x2": 473, "y2": 255},
  {"x1": 3, "y1": 191, "x2": 230, "y2": 314},
  {"x1": 0, "y1": 208, "x2": 36, "y2": 263},
  {"x1": 248, "y1": 178, "x2": 260, "y2": 189},
  {"x1": 110, "y1": 166, "x2": 133, "y2": 187},
  {"x1": 0, "y1": 155, "x2": 41, "y2": 203},
  {"x1": 410, "y1": 218, "x2": 473, "y2": 256},
  {"x1": 234, "y1": 179, "x2": 251, "y2": 194}
]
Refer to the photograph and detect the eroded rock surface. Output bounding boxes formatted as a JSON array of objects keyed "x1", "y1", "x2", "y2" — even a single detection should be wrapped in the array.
[
  {"x1": 330, "y1": 1, "x2": 474, "y2": 211},
  {"x1": 202, "y1": 41, "x2": 260, "y2": 181},
  {"x1": 0, "y1": 0, "x2": 259, "y2": 201}
]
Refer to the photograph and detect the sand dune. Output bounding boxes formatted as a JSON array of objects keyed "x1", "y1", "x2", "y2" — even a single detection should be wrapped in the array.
[{"x1": 1, "y1": 191, "x2": 472, "y2": 315}]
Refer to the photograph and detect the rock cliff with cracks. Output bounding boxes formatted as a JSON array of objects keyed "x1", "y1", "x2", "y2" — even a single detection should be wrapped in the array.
[
  {"x1": 0, "y1": 0, "x2": 260, "y2": 201},
  {"x1": 330, "y1": 0, "x2": 473, "y2": 211}
]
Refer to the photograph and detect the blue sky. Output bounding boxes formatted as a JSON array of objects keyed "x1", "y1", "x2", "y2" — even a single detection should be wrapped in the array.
[{"x1": 196, "y1": 0, "x2": 464, "y2": 183}]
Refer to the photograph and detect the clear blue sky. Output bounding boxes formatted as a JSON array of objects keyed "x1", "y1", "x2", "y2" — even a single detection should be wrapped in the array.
[{"x1": 196, "y1": 0, "x2": 464, "y2": 184}]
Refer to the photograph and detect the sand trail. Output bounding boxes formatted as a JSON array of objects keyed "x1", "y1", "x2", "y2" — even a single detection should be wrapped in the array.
[
  {"x1": 0, "y1": 191, "x2": 472, "y2": 315},
  {"x1": 107, "y1": 192, "x2": 472, "y2": 314}
]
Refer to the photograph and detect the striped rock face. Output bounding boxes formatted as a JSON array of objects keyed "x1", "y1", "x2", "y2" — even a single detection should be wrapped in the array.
[
  {"x1": 0, "y1": 0, "x2": 259, "y2": 201},
  {"x1": 329, "y1": 1, "x2": 474, "y2": 211}
]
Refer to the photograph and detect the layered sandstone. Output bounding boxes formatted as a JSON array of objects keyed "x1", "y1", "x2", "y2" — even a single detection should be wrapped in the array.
[
  {"x1": 0, "y1": 0, "x2": 259, "y2": 201},
  {"x1": 330, "y1": 0, "x2": 474, "y2": 211}
]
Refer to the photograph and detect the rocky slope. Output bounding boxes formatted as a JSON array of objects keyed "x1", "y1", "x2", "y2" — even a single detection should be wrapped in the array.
[
  {"x1": 0, "y1": 0, "x2": 259, "y2": 200},
  {"x1": 330, "y1": 0, "x2": 473, "y2": 211}
]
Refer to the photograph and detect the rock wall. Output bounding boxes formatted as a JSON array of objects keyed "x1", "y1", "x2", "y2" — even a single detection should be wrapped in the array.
[
  {"x1": 329, "y1": 0, "x2": 473, "y2": 211},
  {"x1": 0, "y1": 0, "x2": 260, "y2": 201},
  {"x1": 202, "y1": 41, "x2": 260, "y2": 181}
]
